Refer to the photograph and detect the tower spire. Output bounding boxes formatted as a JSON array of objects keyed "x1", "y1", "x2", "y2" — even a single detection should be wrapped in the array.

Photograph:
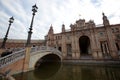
[
  {"x1": 48, "y1": 24, "x2": 54, "y2": 34},
  {"x1": 62, "y1": 24, "x2": 65, "y2": 32}
]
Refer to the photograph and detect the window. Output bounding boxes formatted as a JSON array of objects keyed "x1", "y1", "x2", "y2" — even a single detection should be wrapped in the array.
[
  {"x1": 111, "y1": 28, "x2": 114, "y2": 32},
  {"x1": 111, "y1": 28, "x2": 119, "y2": 33},
  {"x1": 116, "y1": 43, "x2": 120, "y2": 51},
  {"x1": 99, "y1": 32, "x2": 104, "y2": 36},
  {"x1": 66, "y1": 34, "x2": 71, "y2": 40},
  {"x1": 56, "y1": 36, "x2": 57, "y2": 40},
  {"x1": 67, "y1": 44, "x2": 72, "y2": 56},
  {"x1": 116, "y1": 34, "x2": 120, "y2": 39},
  {"x1": 115, "y1": 28, "x2": 119, "y2": 32},
  {"x1": 100, "y1": 41, "x2": 110, "y2": 56}
]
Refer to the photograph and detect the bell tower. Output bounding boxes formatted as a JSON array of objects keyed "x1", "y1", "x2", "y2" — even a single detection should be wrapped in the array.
[
  {"x1": 48, "y1": 24, "x2": 54, "y2": 34},
  {"x1": 102, "y1": 13, "x2": 118, "y2": 59},
  {"x1": 47, "y1": 24, "x2": 54, "y2": 47},
  {"x1": 62, "y1": 24, "x2": 65, "y2": 32}
]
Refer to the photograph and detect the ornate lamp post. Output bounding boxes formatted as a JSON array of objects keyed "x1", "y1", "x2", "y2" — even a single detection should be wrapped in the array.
[
  {"x1": 1, "y1": 17, "x2": 14, "y2": 49},
  {"x1": 26, "y1": 4, "x2": 38, "y2": 47}
]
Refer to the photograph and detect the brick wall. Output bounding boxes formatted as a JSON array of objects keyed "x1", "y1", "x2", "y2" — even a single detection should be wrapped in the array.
[{"x1": 0, "y1": 58, "x2": 25, "y2": 75}]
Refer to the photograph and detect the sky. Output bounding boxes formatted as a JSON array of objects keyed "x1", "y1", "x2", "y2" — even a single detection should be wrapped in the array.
[{"x1": 0, "y1": 0, "x2": 120, "y2": 40}]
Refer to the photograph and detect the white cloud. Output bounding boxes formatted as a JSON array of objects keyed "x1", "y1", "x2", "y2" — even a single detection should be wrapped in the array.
[{"x1": 0, "y1": 0, "x2": 120, "y2": 39}]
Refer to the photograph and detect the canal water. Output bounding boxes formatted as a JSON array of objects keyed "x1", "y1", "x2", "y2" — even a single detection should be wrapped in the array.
[{"x1": 14, "y1": 62, "x2": 120, "y2": 80}]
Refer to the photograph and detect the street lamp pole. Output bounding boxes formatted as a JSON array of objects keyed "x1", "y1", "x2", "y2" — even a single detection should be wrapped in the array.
[
  {"x1": 1, "y1": 17, "x2": 14, "y2": 49},
  {"x1": 26, "y1": 4, "x2": 38, "y2": 47}
]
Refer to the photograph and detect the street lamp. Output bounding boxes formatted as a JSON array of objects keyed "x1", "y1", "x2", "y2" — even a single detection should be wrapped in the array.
[
  {"x1": 1, "y1": 17, "x2": 14, "y2": 49},
  {"x1": 26, "y1": 4, "x2": 38, "y2": 47}
]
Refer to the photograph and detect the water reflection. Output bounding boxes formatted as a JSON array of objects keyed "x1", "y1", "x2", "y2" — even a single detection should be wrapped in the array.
[
  {"x1": 14, "y1": 64, "x2": 120, "y2": 80},
  {"x1": 34, "y1": 62, "x2": 61, "y2": 79}
]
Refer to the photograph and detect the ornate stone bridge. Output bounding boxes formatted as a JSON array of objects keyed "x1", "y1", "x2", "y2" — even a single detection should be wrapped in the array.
[
  {"x1": 0, "y1": 46, "x2": 62, "y2": 74},
  {"x1": 29, "y1": 46, "x2": 62, "y2": 70}
]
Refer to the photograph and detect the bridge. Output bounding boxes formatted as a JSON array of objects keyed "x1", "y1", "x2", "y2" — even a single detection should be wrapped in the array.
[{"x1": 0, "y1": 46, "x2": 62, "y2": 74}]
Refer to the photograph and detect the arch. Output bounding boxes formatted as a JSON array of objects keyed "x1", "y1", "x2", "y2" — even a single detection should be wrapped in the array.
[
  {"x1": 29, "y1": 51, "x2": 62, "y2": 70},
  {"x1": 79, "y1": 36, "x2": 91, "y2": 55},
  {"x1": 35, "y1": 54, "x2": 61, "y2": 69}
]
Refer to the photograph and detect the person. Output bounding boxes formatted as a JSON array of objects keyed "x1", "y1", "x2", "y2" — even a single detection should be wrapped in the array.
[{"x1": 1, "y1": 50, "x2": 12, "y2": 57}]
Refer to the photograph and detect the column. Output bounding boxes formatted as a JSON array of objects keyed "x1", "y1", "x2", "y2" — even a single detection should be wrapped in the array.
[
  {"x1": 75, "y1": 36, "x2": 80, "y2": 59},
  {"x1": 91, "y1": 30, "x2": 103, "y2": 59},
  {"x1": 23, "y1": 47, "x2": 31, "y2": 72},
  {"x1": 106, "y1": 27, "x2": 118, "y2": 58},
  {"x1": 105, "y1": 42, "x2": 110, "y2": 55},
  {"x1": 101, "y1": 42, "x2": 105, "y2": 55},
  {"x1": 61, "y1": 33, "x2": 67, "y2": 59},
  {"x1": 91, "y1": 32, "x2": 98, "y2": 59},
  {"x1": 71, "y1": 32, "x2": 76, "y2": 59},
  {"x1": 96, "y1": 37, "x2": 103, "y2": 59}
]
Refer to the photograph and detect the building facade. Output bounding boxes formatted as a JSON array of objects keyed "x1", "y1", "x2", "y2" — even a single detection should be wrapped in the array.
[
  {"x1": 45, "y1": 13, "x2": 120, "y2": 60},
  {"x1": 0, "y1": 39, "x2": 44, "y2": 49}
]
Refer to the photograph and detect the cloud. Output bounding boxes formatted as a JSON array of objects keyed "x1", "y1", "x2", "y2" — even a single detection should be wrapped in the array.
[
  {"x1": 0, "y1": 11, "x2": 10, "y2": 38},
  {"x1": 0, "y1": 0, "x2": 120, "y2": 39}
]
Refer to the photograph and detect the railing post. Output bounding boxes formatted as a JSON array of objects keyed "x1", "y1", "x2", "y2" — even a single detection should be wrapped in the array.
[{"x1": 22, "y1": 47, "x2": 31, "y2": 72}]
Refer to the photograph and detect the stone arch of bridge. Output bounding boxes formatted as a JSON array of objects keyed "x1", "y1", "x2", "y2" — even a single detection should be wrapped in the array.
[
  {"x1": 34, "y1": 54, "x2": 61, "y2": 69},
  {"x1": 29, "y1": 51, "x2": 62, "y2": 70}
]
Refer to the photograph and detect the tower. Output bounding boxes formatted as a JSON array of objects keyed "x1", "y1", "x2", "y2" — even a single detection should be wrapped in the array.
[
  {"x1": 102, "y1": 13, "x2": 118, "y2": 59},
  {"x1": 102, "y1": 12, "x2": 110, "y2": 26},
  {"x1": 48, "y1": 24, "x2": 54, "y2": 34},
  {"x1": 47, "y1": 24, "x2": 54, "y2": 47},
  {"x1": 62, "y1": 24, "x2": 65, "y2": 32}
]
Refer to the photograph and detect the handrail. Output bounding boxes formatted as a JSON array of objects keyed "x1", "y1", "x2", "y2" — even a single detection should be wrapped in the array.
[
  {"x1": 0, "y1": 49, "x2": 25, "y2": 68},
  {"x1": 0, "y1": 49, "x2": 25, "y2": 60}
]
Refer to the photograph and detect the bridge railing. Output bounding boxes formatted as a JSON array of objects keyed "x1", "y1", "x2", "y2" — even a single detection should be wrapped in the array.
[
  {"x1": 30, "y1": 46, "x2": 62, "y2": 56},
  {"x1": 0, "y1": 46, "x2": 61, "y2": 69},
  {"x1": 0, "y1": 49, "x2": 25, "y2": 69}
]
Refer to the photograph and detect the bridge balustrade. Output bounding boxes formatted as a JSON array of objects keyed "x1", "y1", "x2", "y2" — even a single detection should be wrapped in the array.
[
  {"x1": 0, "y1": 49, "x2": 25, "y2": 69},
  {"x1": 30, "y1": 46, "x2": 62, "y2": 56}
]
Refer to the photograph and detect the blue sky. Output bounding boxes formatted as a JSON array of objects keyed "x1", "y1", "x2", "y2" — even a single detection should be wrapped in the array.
[{"x1": 0, "y1": 0, "x2": 120, "y2": 40}]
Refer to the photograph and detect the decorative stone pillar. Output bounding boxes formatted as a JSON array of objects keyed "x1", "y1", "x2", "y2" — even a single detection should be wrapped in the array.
[
  {"x1": 105, "y1": 27, "x2": 118, "y2": 59},
  {"x1": 96, "y1": 36, "x2": 103, "y2": 59},
  {"x1": 23, "y1": 47, "x2": 31, "y2": 72},
  {"x1": 97, "y1": 49, "x2": 103, "y2": 59},
  {"x1": 90, "y1": 32, "x2": 98, "y2": 59},
  {"x1": 91, "y1": 30, "x2": 103, "y2": 59},
  {"x1": 61, "y1": 33, "x2": 67, "y2": 59},
  {"x1": 75, "y1": 36, "x2": 80, "y2": 59},
  {"x1": 71, "y1": 32, "x2": 76, "y2": 59}
]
